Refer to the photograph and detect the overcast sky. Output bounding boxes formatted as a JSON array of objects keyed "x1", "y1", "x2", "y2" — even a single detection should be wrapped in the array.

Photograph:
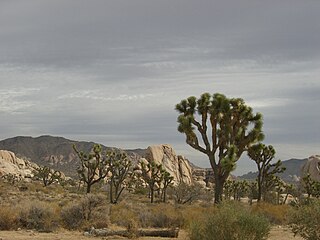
[{"x1": 0, "y1": 0, "x2": 319, "y2": 175}]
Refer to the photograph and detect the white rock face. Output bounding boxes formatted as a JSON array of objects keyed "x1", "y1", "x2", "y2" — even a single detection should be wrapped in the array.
[
  {"x1": 144, "y1": 144, "x2": 193, "y2": 185},
  {"x1": 0, "y1": 150, "x2": 37, "y2": 179},
  {"x1": 301, "y1": 155, "x2": 320, "y2": 181}
]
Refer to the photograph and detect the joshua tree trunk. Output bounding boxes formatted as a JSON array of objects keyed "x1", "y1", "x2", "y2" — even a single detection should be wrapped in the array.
[
  {"x1": 214, "y1": 177, "x2": 224, "y2": 203},
  {"x1": 86, "y1": 183, "x2": 92, "y2": 194}
]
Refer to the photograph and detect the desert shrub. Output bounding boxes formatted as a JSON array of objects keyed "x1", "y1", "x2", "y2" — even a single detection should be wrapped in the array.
[
  {"x1": 189, "y1": 202, "x2": 270, "y2": 240},
  {"x1": 18, "y1": 201, "x2": 60, "y2": 232},
  {"x1": 61, "y1": 194, "x2": 109, "y2": 230},
  {"x1": 180, "y1": 204, "x2": 214, "y2": 228},
  {"x1": 61, "y1": 203, "x2": 84, "y2": 229},
  {"x1": 110, "y1": 202, "x2": 183, "y2": 228},
  {"x1": 147, "y1": 204, "x2": 183, "y2": 228},
  {"x1": 252, "y1": 202, "x2": 289, "y2": 225},
  {"x1": 110, "y1": 202, "x2": 139, "y2": 227},
  {"x1": 288, "y1": 200, "x2": 320, "y2": 240},
  {"x1": 0, "y1": 205, "x2": 19, "y2": 230}
]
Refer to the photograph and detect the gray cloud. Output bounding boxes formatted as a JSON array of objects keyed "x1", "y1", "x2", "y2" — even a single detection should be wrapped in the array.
[{"x1": 0, "y1": 0, "x2": 319, "y2": 175}]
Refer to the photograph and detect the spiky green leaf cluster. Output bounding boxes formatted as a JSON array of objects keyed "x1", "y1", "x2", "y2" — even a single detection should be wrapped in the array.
[{"x1": 176, "y1": 93, "x2": 264, "y2": 166}]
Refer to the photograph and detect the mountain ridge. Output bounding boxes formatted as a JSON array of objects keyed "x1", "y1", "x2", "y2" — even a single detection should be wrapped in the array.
[
  {"x1": 239, "y1": 158, "x2": 308, "y2": 182},
  {"x1": 0, "y1": 135, "x2": 145, "y2": 177}
]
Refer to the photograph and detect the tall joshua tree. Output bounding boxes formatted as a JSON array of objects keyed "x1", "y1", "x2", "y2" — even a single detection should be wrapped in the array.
[
  {"x1": 176, "y1": 93, "x2": 264, "y2": 203},
  {"x1": 248, "y1": 143, "x2": 286, "y2": 202}
]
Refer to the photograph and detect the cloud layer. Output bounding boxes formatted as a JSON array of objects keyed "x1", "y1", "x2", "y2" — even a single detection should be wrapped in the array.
[{"x1": 0, "y1": 0, "x2": 319, "y2": 175}]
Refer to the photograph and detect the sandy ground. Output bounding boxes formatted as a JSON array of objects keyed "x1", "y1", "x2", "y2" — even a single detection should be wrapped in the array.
[{"x1": 0, "y1": 227, "x2": 303, "y2": 240}]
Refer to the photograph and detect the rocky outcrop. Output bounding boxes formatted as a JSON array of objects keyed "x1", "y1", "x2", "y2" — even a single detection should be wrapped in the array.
[
  {"x1": 192, "y1": 168, "x2": 215, "y2": 188},
  {"x1": 301, "y1": 155, "x2": 320, "y2": 181},
  {"x1": 0, "y1": 150, "x2": 38, "y2": 180},
  {"x1": 144, "y1": 144, "x2": 193, "y2": 185}
]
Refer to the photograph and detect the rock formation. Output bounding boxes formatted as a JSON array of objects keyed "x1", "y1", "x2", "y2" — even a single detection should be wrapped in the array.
[
  {"x1": 192, "y1": 167, "x2": 215, "y2": 188},
  {"x1": 144, "y1": 144, "x2": 194, "y2": 185},
  {"x1": 301, "y1": 155, "x2": 320, "y2": 181},
  {"x1": 0, "y1": 150, "x2": 38, "y2": 181}
]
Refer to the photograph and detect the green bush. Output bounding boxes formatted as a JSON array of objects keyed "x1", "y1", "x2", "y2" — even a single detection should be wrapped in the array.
[
  {"x1": 288, "y1": 200, "x2": 320, "y2": 240},
  {"x1": 189, "y1": 202, "x2": 270, "y2": 240}
]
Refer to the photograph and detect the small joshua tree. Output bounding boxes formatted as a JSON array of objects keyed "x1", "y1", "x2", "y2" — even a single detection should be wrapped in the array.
[
  {"x1": 33, "y1": 165, "x2": 62, "y2": 187},
  {"x1": 139, "y1": 160, "x2": 164, "y2": 203},
  {"x1": 73, "y1": 144, "x2": 109, "y2": 193},
  {"x1": 248, "y1": 143, "x2": 286, "y2": 202},
  {"x1": 223, "y1": 179, "x2": 248, "y2": 201},
  {"x1": 161, "y1": 170, "x2": 174, "y2": 202},
  {"x1": 106, "y1": 150, "x2": 132, "y2": 204},
  {"x1": 302, "y1": 174, "x2": 320, "y2": 199}
]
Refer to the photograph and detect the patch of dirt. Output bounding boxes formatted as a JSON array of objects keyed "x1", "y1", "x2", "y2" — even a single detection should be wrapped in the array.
[
  {"x1": 268, "y1": 226, "x2": 303, "y2": 240},
  {"x1": 0, "y1": 227, "x2": 303, "y2": 240}
]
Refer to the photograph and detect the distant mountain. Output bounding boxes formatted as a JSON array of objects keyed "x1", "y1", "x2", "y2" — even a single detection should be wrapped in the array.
[
  {"x1": 0, "y1": 135, "x2": 145, "y2": 177},
  {"x1": 239, "y1": 158, "x2": 308, "y2": 182}
]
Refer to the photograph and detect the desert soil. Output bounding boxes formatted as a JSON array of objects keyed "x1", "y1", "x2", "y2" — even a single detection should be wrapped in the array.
[{"x1": 0, "y1": 226, "x2": 303, "y2": 240}]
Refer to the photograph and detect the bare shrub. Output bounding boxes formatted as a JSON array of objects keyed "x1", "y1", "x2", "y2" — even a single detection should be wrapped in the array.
[
  {"x1": 61, "y1": 194, "x2": 109, "y2": 230},
  {"x1": 18, "y1": 201, "x2": 59, "y2": 232},
  {"x1": 61, "y1": 203, "x2": 84, "y2": 230}
]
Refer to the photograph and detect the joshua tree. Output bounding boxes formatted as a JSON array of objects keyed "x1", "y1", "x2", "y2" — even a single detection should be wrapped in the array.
[
  {"x1": 139, "y1": 160, "x2": 164, "y2": 203},
  {"x1": 248, "y1": 143, "x2": 286, "y2": 202},
  {"x1": 248, "y1": 181, "x2": 258, "y2": 205},
  {"x1": 33, "y1": 165, "x2": 62, "y2": 186},
  {"x1": 161, "y1": 170, "x2": 174, "y2": 202},
  {"x1": 176, "y1": 93, "x2": 264, "y2": 203},
  {"x1": 73, "y1": 144, "x2": 109, "y2": 193},
  {"x1": 302, "y1": 174, "x2": 320, "y2": 199},
  {"x1": 106, "y1": 150, "x2": 132, "y2": 204},
  {"x1": 223, "y1": 179, "x2": 248, "y2": 201}
]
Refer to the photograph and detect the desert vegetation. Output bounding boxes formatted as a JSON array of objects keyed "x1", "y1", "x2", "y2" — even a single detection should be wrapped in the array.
[{"x1": 0, "y1": 92, "x2": 319, "y2": 240}]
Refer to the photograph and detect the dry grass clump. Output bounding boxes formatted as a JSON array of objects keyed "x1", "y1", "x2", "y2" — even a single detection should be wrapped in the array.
[
  {"x1": 110, "y1": 202, "x2": 139, "y2": 227},
  {"x1": 252, "y1": 202, "x2": 290, "y2": 225},
  {"x1": 0, "y1": 205, "x2": 19, "y2": 230},
  {"x1": 143, "y1": 203, "x2": 183, "y2": 228}
]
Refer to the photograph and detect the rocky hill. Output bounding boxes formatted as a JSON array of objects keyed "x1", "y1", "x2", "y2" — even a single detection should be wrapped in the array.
[
  {"x1": 0, "y1": 136, "x2": 144, "y2": 177},
  {"x1": 0, "y1": 136, "x2": 214, "y2": 186}
]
